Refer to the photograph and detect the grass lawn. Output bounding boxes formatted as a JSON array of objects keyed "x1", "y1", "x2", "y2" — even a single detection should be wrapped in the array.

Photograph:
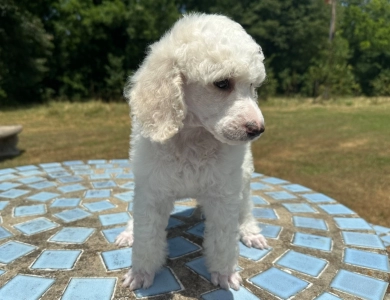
[{"x1": 1, "y1": 98, "x2": 390, "y2": 227}]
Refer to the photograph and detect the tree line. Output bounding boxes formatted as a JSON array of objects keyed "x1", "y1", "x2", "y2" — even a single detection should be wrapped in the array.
[{"x1": 1, "y1": 0, "x2": 389, "y2": 106}]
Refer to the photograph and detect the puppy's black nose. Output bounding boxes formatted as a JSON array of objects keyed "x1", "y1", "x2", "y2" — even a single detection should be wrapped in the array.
[{"x1": 245, "y1": 122, "x2": 265, "y2": 138}]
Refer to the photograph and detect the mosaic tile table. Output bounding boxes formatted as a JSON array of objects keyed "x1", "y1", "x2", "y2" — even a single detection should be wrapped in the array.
[{"x1": 0, "y1": 160, "x2": 389, "y2": 300}]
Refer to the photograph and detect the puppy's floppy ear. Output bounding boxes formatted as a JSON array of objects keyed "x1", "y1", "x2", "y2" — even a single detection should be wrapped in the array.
[{"x1": 124, "y1": 44, "x2": 186, "y2": 143}]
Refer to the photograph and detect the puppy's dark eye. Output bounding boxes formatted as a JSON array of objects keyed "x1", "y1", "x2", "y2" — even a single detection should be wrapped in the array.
[{"x1": 214, "y1": 79, "x2": 230, "y2": 90}]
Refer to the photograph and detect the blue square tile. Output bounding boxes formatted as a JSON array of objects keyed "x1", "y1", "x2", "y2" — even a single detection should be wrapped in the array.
[
  {"x1": 18, "y1": 170, "x2": 43, "y2": 177},
  {"x1": 27, "y1": 192, "x2": 59, "y2": 202},
  {"x1": 127, "y1": 202, "x2": 133, "y2": 211},
  {"x1": 90, "y1": 173, "x2": 111, "y2": 180},
  {"x1": 85, "y1": 189, "x2": 111, "y2": 198},
  {"x1": 0, "y1": 201, "x2": 9, "y2": 210},
  {"x1": 40, "y1": 162, "x2": 61, "y2": 169},
  {"x1": 239, "y1": 242, "x2": 272, "y2": 261},
  {"x1": 265, "y1": 191, "x2": 297, "y2": 200},
  {"x1": 0, "y1": 182, "x2": 21, "y2": 191},
  {"x1": 114, "y1": 191, "x2": 134, "y2": 202},
  {"x1": 0, "y1": 241, "x2": 37, "y2": 263},
  {"x1": 293, "y1": 232, "x2": 332, "y2": 251},
  {"x1": 13, "y1": 217, "x2": 59, "y2": 235},
  {"x1": 186, "y1": 222, "x2": 205, "y2": 238},
  {"x1": 110, "y1": 159, "x2": 130, "y2": 164},
  {"x1": 293, "y1": 216, "x2": 328, "y2": 231},
  {"x1": 261, "y1": 177, "x2": 289, "y2": 185},
  {"x1": 101, "y1": 248, "x2": 132, "y2": 270},
  {"x1": 88, "y1": 159, "x2": 107, "y2": 164},
  {"x1": 319, "y1": 204, "x2": 355, "y2": 215},
  {"x1": 14, "y1": 204, "x2": 46, "y2": 217},
  {"x1": 28, "y1": 181, "x2": 56, "y2": 190},
  {"x1": 381, "y1": 235, "x2": 390, "y2": 245},
  {"x1": 275, "y1": 250, "x2": 328, "y2": 277},
  {"x1": 0, "y1": 174, "x2": 18, "y2": 181},
  {"x1": 18, "y1": 176, "x2": 45, "y2": 184},
  {"x1": 201, "y1": 287, "x2": 260, "y2": 300},
  {"x1": 51, "y1": 198, "x2": 81, "y2": 208},
  {"x1": 134, "y1": 267, "x2": 183, "y2": 298},
  {"x1": 342, "y1": 232, "x2": 385, "y2": 249},
  {"x1": 16, "y1": 165, "x2": 38, "y2": 171},
  {"x1": 54, "y1": 208, "x2": 92, "y2": 223},
  {"x1": 83, "y1": 200, "x2": 116, "y2": 212},
  {"x1": 343, "y1": 248, "x2": 390, "y2": 272},
  {"x1": 58, "y1": 176, "x2": 83, "y2": 183},
  {"x1": 302, "y1": 193, "x2": 336, "y2": 203},
  {"x1": 252, "y1": 195, "x2": 269, "y2": 205},
  {"x1": 252, "y1": 208, "x2": 278, "y2": 220},
  {"x1": 115, "y1": 173, "x2": 134, "y2": 179},
  {"x1": 248, "y1": 267, "x2": 309, "y2": 299},
  {"x1": 168, "y1": 236, "x2": 201, "y2": 259},
  {"x1": 166, "y1": 217, "x2": 184, "y2": 229},
  {"x1": 258, "y1": 223, "x2": 282, "y2": 239},
  {"x1": 101, "y1": 226, "x2": 127, "y2": 243},
  {"x1": 315, "y1": 292, "x2": 341, "y2": 300},
  {"x1": 185, "y1": 256, "x2": 212, "y2": 282},
  {"x1": 171, "y1": 206, "x2": 195, "y2": 217},
  {"x1": 250, "y1": 182, "x2": 272, "y2": 190},
  {"x1": 99, "y1": 212, "x2": 131, "y2": 226},
  {"x1": 0, "y1": 168, "x2": 17, "y2": 175},
  {"x1": 63, "y1": 160, "x2": 84, "y2": 166},
  {"x1": 0, "y1": 274, "x2": 55, "y2": 300},
  {"x1": 49, "y1": 227, "x2": 95, "y2": 244},
  {"x1": 58, "y1": 184, "x2": 86, "y2": 193},
  {"x1": 119, "y1": 181, "x2": 135, "y2": 189},
  {"x1": 0, "y1": 188, "x2": 30, "y2": 199},
  {"x1": 31, "y1": 250, "x2": 82, "y2": 270},
  {"x1": 74, "y1": 169, "x2": 94, "y2": 175},
  {"x1": 283, "y1": 184, "x2": 311, "y2": 193},
  {"x1": 330, "y1": 269, "x2": 388, "y2": 300},
  {"x1": 334, "y1": 217, "x2": 372, "y2": 230},
  {"x1": 70, "y1": 165, "x2": 91, "y2": 170},
  {"x1": 62, "y1": 278, "x2": 116, "y2": 300},
  {"x1": 104, "y1": 168, "x2": 123, "y2": 174},
  {"x1": 91, "y1": 180, "x2": 117, "y2": 189},
  {"x1": 96, "y1": 163, "x2": 114, "y2": 169},
  {"x1": 371, "y1": 224, "x2": 390, "y2": 235},
  {"x1": 0, "y1": 226, "x2": 13, "y2": 240},
  {"x1": 251, "y1": 172, "x2": 263, "y2": 178},
  {"x1": 282, "y1": 203, "x2": 318, "y2": 213},
  {"x1": 48, "y1": 170, "x2": 71, "y2": 178}
]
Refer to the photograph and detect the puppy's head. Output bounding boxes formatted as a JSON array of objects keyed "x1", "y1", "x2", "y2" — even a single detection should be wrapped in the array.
[{"x1": 125, "y1": 13, "x2": 266, "y2": 144}]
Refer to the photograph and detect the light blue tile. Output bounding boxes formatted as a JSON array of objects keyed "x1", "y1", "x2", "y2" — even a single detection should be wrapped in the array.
[
  {"x1": 13, "y1": 217, "x2": 58, "y2": 235},
  {"x1": 261, "y1": 177, "x2": 289, "y2": 185},
  {"x1": 381, "y1": 235, "x2": 390, "y2": 245},
  {"x1": 101, "y1": 226, "x2": 127, "y2": 243},
  {"x1": 88, "y1": 159, "x2": 107, "y2": 164},
  {"x1": 186, "y1": 222, "x2": 205, "y2": 238},
  {"x1": 330, "y1": 269, "x2": 388, "y2": 300},
  {"x1": 99, "y1": 212, "x2": 131, "y2": 226},
  {"x1": 16, "y1": 165, "x2": 38, "y2": 171},
  {"x1": 18, "y1": 176, "x2": 45, "y2": 184},
  {"x1": 0, "y1": 241, "x2": 36, "y2": 263},
  {"x1": 31, "y1": 250, "x2": 82, "y2": 270},
  {"x1": 58, "y1": 184, "x2": 86, "y2": 193},
  {"x1": 265, "y1": 191, "x2": 297, "y2": 200},
  {"x1": 74, "y1": 169, "x2": 94, "y2": 175},
  {"x1": 85, "y1": 189, "x2": 111, "y2": 198},
  {"x1": 49, "y1": 227, "x2": 95, "y2": 244},
  {"x1": 110, "y1": 159, "x2": 130, "y2": 164},
  {"x1": 302, "y1": 193, "x2": 336, "y2": 203},
  {"x1": 0, "y1": 274, "x2": 55, "y2": 300},
  {"x1": 27, "y1": 192, "x2": 59, "y2": 202},
  {"x1": 18, "y1": 170, "x2": 43, "y2": 177},
  {"x1": 90, "y1": 173, "x2": 111, "y2": 180},
  {"x1": 293, "y1": 232, "x2": 332, "y2": 251},
  {"x1": 248, "y1": 267, "x2": 309, "y2": 299},
  {"x1": 258, "y1": 223, "x2": 282, "y2": 238},
  {"x1": 0, "y1": 168, "x2": 17, "y2": 175},
  {"x1": 319, "y1": 204, "x2": 355, "y2": 215},
  {"x1": 51, "y1": 198, "x2": 81, "y2": 208},
  {"x1": 239, "y1": 242, "x2": 272, "y2": 261},
  {"x1": 104, "y1": 168, "x2": 123, "y2": 174},
  {"x1": 283, "y1": 203, "x2": 318, "y2": 213},
  {"x1": 58, "y1": 176, "x2": 83, "y2": 183},
  {"x1": 134, "y1": 267, "x2": 182, "y2": 298},
  {"x1": 342, "y1": 232, "x2": 385, "y2": 249},
  {"x1": 171, "y1": 206, "x2": 195, "y2": 218},
  {"x1": 0, "y1": 174, "x2": 18, "y2": 181},
  {"x1": 0, "y1": 269, "x2": 5, "y2": 276},
  {"x1": 293, "y1": 216, "x2": 328, "y2": 231},
  {"x1": 91, "y1": 180, "x2": 117, "y2": 189},
  {"x1": 96, "y1": 163, "x2": 114, "y2": 169},
  {"x1": 70, "y1": 165, "x2": 91, "y2": 170},
  {"x1": 127, "y1": 202, "x2": 133, "y2": 211},
  {"x1": 0, "y1": 182, "x2": 21, "y2": 191},
  {"x1": 28, "y1": 181, "x2": 56, "y2": 190},
  {"x1": 371, "y1": 224, "x2": 390, "y2": 235},
  {"x1": 250, "y1": 182, "x2": 272, "y2": 190},
  {"x1": 168, "y1": 236, "x2": 201, "y2": 259},
  {"x1": 54, "y1": 208, "x2": 92, "y2": 223},
  {"x1": 0, "y1": 189, "x2": 29, "y2": 199},
  {"x1": 62, "y1": 278, "x2": 116, "y2": 300},
  {"x1": 334, "y1": 217, "x2": 372, "y2": 230},
  {"x1": 0, "y1": 201, "x2": 9, "y2": 210},
  {"x1": 40, "y1": 162, "x2": 61, "y2": 169},
  {"x1": 14, "y1": 204, "x2": 46, "y2": 217},
  {"x1": 252, "y1": 208, "x2": 278, "y2": 220},
  {"x1": 101, "y1": 248, "x2": 132, "y2": 271},
  {"x1": 119, "y1": 182, "x2": 135, "y2": 189},
  {"x1": 314, "y1": 292, "x2": 341, "y2": 300},
  {"x1": 167, "y1": 217, "x2": 184, "y2": 230},
  {"x1": 185, "y1": 256, "x2": 211, "y2": 281},
  {"x1": 201, "y1": 287, "x2": 260, "y2": 300},
  {"x1": 275, "y1": 250, "x2": 327, "y2": 277},
  {"x1": 283, "y1": 184, "x2": 311, "y2": 193},
  {"x1": 48, "y1": 170, "x2": 71, "y2": 178},
  {"x1": 63, "y1": 160, "x2": 84, "y2": 166},
  {"x1": 0, "y1": 226, "x2": 13, "y2": 240},
  {"x1": 114, "y1": 191, "x2": 134, "y2": 202},
  {"x1": 115, "y1": 173, "x2": 134, "y2": 179},
  {"x1": 83, "y1": 200, "x2": 115, "y2": 212},
  {"x1": 251, "y1": 172, "x2": 263, "y2": 178},
  {"x1": 343, "y1": 248, "x2": 390, "y2": 272},
  {"x1": 252, "y1": 195, "x2": 269, "y2": 205}
]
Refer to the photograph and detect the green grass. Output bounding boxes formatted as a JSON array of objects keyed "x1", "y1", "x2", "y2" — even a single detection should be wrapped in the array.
[{"x1": 1, "y1": 98, "x2": 390, "y2": 226}]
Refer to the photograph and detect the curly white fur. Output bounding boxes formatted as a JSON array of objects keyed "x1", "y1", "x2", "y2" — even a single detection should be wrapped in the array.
[{"x1": 117, "y1": 13, "x2": 268, "y2": 291}]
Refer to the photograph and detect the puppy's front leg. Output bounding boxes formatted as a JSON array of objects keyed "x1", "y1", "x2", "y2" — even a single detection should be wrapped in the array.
[
  {"x1": 122, "y1": 189, "x2": 173, "y2": 290},
  {"x1": 200, "y1": 196, "x2": 242, "y2": 290}
]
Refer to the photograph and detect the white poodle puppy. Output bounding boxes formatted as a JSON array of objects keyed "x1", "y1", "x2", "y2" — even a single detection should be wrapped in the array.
[{"x1": 116, "y1": 13, "x2": 268, "y2": 291}]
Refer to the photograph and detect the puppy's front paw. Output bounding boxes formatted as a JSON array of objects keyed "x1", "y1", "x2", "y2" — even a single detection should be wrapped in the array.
[
  {"x1": 122, "y1": 269, "x2": 155, "y2": 290},
  {"x1": 241, "y1": 233, "x2": 269, "y2": 249},
  {"x1": 211, "y1": 271, "x2": 242, "y2": 290},
  {"x1": 115, "y1": 231, "x2": 134, "y2": 247}
]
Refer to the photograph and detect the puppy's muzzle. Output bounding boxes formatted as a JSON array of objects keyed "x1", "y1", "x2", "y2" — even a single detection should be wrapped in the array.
[{"x1": 245, "y1": 122, "x2": 265, "y2": 139}]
